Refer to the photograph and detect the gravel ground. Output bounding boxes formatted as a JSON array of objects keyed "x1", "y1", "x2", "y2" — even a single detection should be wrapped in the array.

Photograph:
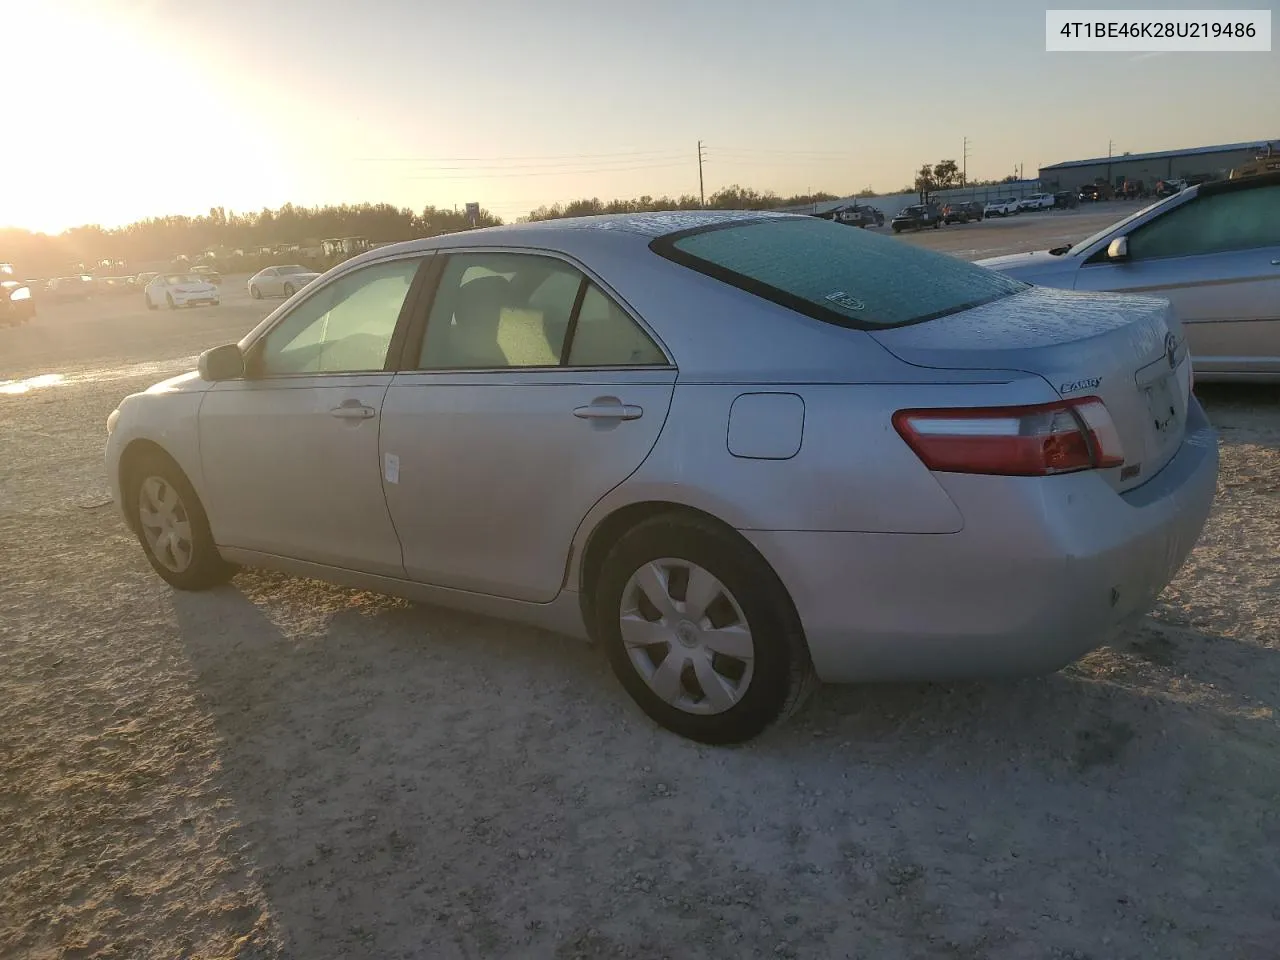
[{"x1": 2, "y1": 224, "x2": 1278, "y2": 959}]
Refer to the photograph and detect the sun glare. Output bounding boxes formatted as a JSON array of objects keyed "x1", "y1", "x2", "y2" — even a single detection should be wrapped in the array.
[{"x1": 1, "y1": 2, "x2": 289, "y2": 234}]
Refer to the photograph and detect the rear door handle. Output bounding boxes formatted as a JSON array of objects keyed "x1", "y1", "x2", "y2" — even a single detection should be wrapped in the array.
[
  {"x1": 573, "y1": 401, "x2": 643, "y2": 421},
  {"x1": 330, "y1": 401, "x2": 376, "y2": 420}
]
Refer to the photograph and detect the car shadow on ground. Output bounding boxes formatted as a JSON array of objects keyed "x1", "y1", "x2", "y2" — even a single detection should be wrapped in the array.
[{"x1": 170, "y1": 572, "x2": 1280, "y2": 959}]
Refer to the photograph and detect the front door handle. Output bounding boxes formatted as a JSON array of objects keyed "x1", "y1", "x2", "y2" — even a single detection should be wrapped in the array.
[
  {"x1": 573, "y1": 400, "x2": 643, "y2": 421},
  {"x1": 330, "y1": 401, "x2": 376, "y2": 420}
]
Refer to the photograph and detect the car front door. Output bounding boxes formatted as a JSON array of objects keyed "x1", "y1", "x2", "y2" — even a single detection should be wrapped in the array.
[
  {"x1": 1072, "y1": 181, "x2": 1280, "y2": 377},
  {"x1": 198, "y1": 254, "x2": 429, "y2": 575},
  {"x1": 379, "y1": 249, "x2": 677, "y2": 602}
]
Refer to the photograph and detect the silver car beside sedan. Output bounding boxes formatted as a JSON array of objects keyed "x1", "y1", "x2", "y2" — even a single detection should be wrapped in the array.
[
  {"x1": 247, "y1": 264, "x2": 321, "y2": 300},
  {"x1": 979, "y1": 170, "x2": 1280, "y2": 381},
  {"x1": 105, "y1": 211, "x2": 1218, "y2": 743}
]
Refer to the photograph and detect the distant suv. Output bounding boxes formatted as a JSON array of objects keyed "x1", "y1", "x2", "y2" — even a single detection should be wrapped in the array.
[
  {"x1": 1017, "y1": 193, "x2": 1056, "y2": 212},
  {"x1": 983, "y1": 197, "x2": 1019, "y2": 217},
  {"x1": 890, "y1": 203, "x2": 943, "y2": 232},
  {"x1": 826, "y1": 203, "x2": 885, "y2": 228},
  {"x1": 942, "y1": 201, "x2": 984, "y2": 224}
]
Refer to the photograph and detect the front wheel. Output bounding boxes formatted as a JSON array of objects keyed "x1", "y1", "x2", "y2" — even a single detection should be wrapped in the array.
[
  {"x1": 250, "y1": 284, "x2": 262, "y2": 300},
  {"x1": 595, "y1": 515, "x2": 816, "y2": 744},
  {"x1": 126, "y1": 452, "x2": 237, "y2": 590}
]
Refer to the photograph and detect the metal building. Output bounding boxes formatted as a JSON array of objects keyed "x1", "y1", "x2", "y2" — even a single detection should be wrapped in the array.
[{"x1": 1039, "y1": 139, "x2": 1277, "y2": 193}]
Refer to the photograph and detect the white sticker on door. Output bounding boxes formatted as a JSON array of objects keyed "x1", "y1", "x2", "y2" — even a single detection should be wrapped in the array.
[{"x1": 384, "y1": 453, "x2": 400, "y2": 484}]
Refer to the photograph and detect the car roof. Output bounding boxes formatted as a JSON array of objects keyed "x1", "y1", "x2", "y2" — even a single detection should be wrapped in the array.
[{"x1": 337, "y1": 210, "x2": 802, "y2": 267}]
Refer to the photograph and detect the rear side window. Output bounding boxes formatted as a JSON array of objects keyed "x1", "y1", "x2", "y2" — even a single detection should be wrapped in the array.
[{"x1": 654, "y1": 217, "x2": 1027, "y2": 329}]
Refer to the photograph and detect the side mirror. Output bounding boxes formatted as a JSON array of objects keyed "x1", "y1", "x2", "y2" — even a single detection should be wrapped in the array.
[
  {"x1": 1107, "y1": 236, "x2": 1129, "y2": 260},
  {"x1": 198, "y1": 343, "x2": 245, "y2": 381}
]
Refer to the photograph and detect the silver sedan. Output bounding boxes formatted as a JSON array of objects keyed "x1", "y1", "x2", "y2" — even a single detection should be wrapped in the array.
[
  {"x1": 247, "y1": 264, "x2": 321, "y2": 300},
  {"x1": 105, "y1": 211, "x2": 1218, "y2": 743},
  {"x1": 978, "y1": 170, "x2": 1280, "y2": 381}
]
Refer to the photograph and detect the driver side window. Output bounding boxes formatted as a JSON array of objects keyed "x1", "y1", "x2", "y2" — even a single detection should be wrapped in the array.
[
  {"x1": 254, "y1": 257, "x2": 423, "y2": 376},
  {"x1": 1127, "y1": 185, "x2": 1280, "y2": 260}
]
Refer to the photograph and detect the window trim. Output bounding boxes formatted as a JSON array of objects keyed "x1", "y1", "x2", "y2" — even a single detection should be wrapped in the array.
[
  {"x1": 401, "y1": 245, "x2": 676, "y2": 373},
  {"x1": 240, "y1": 252, "x2": 434, "y2": 381},
  {"x1": 648, "y1": 217, "x2": 1027, "y2": 331}
]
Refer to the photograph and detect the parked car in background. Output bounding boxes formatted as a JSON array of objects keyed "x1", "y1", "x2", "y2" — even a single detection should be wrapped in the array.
[
  {"x1": 826, "y1": 204, "x2": 885, "y2": 228},
  {"x1": 99, "y1": 276, "x2": 137, "y2": 296},
  {"x1": 0, "y1": 263, "x2": 35, "y2": 326},
  {"x1": 978, "y1": 171, "x2": 1280, "y2": 381},
  {"x1": 891, "y1": 203, "x2": 943, "y2": 232},
  {"x1": 190, "y1": 265, "x2": 223, "y2": 285},
  {"x1": 1155, "y1": 179, "x2": 1188, "y2": 197},
  {"x1": 983, "y1": 197, "x2": 1019, "y2": 217},
  {"x1": 135, "y1": 271, "x2": 160, "y2": 289},
  {"x1": 144, "y1": 273, "x2": 221, "y2": 310},
  {"x1": 1053, "y1": 191, "x2": 1077, "y2": 209},
  {"x1": 1017, "y1": 193, "x2": 1056, "y2": 212},
  {"x1": 248, "y1": 264, "x2": 322, "y2": 299},
  {"x1": 46, "y1": 275, "x2": 95, "y2": 300},
  {"x1": 104, "y1": 210, "x2": 1218, "y2": 743},
  {"x1": 942, "y1": 201, "x2": 984, "y2": 224},
  {"x1": 1079, "y1": 184, "x2": 1109, "y2": 202}
]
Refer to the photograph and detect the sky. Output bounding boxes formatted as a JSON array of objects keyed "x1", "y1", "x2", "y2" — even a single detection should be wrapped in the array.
[{"x1": 0, "y1": 0, "x2": 1275, "y2": 233}]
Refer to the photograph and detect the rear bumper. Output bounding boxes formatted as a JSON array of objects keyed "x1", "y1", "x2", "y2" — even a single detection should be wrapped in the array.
[{"x1": 745, "y1": 400, "x2": 1219, "y2": 683}]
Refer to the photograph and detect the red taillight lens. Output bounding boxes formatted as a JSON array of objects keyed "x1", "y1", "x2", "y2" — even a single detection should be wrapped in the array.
[{"x1": 893, "y1": 397, "x2": 1125, "y2": 477}]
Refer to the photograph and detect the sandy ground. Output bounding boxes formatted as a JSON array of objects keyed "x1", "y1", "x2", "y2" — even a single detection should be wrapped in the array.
[{"x1": 2, "y1": 219, "x2": 1278, "y2": 959}]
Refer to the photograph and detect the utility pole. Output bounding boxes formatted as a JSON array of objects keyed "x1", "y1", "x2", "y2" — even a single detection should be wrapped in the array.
[
  {"x1": 962, "y1": 136, "x2": 971, "y2": 187},
  {"x1": 697, "y1": 140, "x2": 707, "y2": 207},
  {"x1": 1107, "y1": 139, "x2": 1114, "y2": 187}
]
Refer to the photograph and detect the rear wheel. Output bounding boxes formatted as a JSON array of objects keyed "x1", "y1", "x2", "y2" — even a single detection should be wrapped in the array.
[
  {"x1": 283, "y1": 282, "x2": 295, "y2": 296},
  {"x1": 126, "y1": 451, "x2": 236, "y2": 590},
  {"x1": 595, "y1": 515, "x2": 816, "y2": 744}
]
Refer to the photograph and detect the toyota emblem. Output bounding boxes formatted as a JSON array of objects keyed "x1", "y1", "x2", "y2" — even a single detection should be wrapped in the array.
[{"x1": 1164, "y1": 332, "x2": 1178, "y2": 369}]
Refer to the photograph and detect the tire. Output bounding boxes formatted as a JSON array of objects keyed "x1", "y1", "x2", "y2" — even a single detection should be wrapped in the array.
[
  {"x1": 125, "y1": 451, "x2": 237, "y2": 590},
  {"x1": 166, "y1": 293, "x2": 177, "y2": 310},
  {"x1": 594, "y1": 514, "x2": 816, "y2": 744},
  {"x1": 250, "y1": 284, "x2": 262, "y2": 300},
  {"x1": 283, "y1": 282, "x2": 295, "y2": 297},
  {"x1": 892, "y1": 225, "x2": 901, "y2": 233}
]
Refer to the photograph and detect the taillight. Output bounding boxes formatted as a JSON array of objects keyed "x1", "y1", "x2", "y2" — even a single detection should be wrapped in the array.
[{"x1": 893, "y1": 397, "x2": 1125, "y2": 477}]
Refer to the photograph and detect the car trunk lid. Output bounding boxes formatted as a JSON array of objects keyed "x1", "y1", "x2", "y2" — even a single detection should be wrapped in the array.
[{"x1": 870, "y1": 287, "x2": 1192, "y2": 492}]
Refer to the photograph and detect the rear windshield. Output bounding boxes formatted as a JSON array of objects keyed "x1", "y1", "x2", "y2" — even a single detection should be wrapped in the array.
[{"x1": 654, "y1": 217, "x2": 1028, "y2": 329}]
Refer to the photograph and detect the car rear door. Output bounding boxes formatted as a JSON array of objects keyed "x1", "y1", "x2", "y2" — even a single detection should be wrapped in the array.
[
  {"x1": 198, "y1": 254, "x2": 431, "y2": 575},
  {"x1": 1072, "y1": 180, "x2": 1280, "y2": 377},
  {"x1": 379, "y1": 249, "x2": 676, "y2": 602}
]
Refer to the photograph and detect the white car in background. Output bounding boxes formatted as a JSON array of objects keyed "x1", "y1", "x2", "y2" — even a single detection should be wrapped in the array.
[
  {"x1": 145, "y1": 273, "x2": 221, "y2": 310},
  {"x1": 248, "y1": 264, "x2": 321, "y2": 300},
  {"x1": 983, "y1": 198, "x2": 1019, "y2": 217},
  {"x1": 1017, "y1": 193, "x2": 1056, "y2": 212}
]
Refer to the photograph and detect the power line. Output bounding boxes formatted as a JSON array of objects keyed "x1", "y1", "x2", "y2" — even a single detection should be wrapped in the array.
[
  {"x1": 356, "y1": 148, "x2": 684, "y2": 163},
  {"x1": 407, "y1": 160, "x2": 689, "y2": 181},
  {"x1": 400, "y1": 154, "x2": 688, "y2": 173}
]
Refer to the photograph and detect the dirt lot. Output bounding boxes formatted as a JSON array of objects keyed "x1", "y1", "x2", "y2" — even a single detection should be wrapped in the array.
[{"x1": 2, "y1": 216, "x2": 1278, "y2": 960}]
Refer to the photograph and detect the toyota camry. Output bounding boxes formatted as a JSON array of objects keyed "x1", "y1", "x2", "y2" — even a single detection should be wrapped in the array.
[{"x1": 105, "y1": 211, "x2": 1218, "y2": 743}]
